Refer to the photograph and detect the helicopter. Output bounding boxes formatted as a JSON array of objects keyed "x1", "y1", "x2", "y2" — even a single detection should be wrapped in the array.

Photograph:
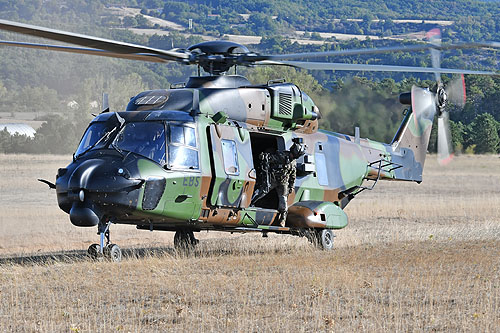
[{"x1": 0, "y1": 20, "x2": 498, "y2": 261}]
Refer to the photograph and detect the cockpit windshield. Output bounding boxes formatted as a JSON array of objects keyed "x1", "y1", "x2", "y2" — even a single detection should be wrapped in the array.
[
  {"x1": 75, "y1": 122, "x2": 112, "y2": 157},
  {"x1": 112, "y1": 122, "x2": 166, "y2": 164}
]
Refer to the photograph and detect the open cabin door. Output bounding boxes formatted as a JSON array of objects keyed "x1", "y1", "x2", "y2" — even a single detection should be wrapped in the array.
[{"x1": 208, "y1": 124, "x2": 256, "y2": 208}]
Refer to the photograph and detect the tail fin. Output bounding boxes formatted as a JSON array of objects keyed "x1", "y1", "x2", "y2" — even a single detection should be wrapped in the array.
[{"x1": 389, "y1": 86, "x2": 436, "y2": 181}]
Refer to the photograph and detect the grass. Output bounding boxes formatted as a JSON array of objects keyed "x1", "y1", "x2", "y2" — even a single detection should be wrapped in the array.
[{"x1": 0, "y1": 154, "x2": 499, "y2": 331}]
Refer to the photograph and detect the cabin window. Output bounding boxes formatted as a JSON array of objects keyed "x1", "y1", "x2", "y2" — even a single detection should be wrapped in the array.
[
  {"x1": 167, "y1": 124, "x2": 199, "y2": 170},
  {"x1": 315, "y1": 152, "x2": 329, "y2": 186},
  {"x1": 221, "y1": 139, "x2": 239, "y2": 175}
]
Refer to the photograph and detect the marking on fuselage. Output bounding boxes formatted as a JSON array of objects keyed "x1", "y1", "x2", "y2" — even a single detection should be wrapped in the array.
[{"x1": 183, "y1": 176, "x2": 200, "y2": 187}]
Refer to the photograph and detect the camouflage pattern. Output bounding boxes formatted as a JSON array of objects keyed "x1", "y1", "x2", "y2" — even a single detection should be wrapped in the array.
[{"x1": 55, "y1": 75, "x2": 434, "y2": 237}]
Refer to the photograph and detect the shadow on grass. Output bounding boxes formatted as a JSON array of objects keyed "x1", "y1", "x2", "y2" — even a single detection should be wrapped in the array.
[
  {"x1": 0, "y1": 237, "x2": 314, "y2": 266},
  {"x1": 0, "y1": 247, "x2": 177, "y2": 265}
]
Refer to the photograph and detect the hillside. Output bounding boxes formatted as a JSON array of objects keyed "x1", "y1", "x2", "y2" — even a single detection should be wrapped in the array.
[{"x1": 0, "y1": 0, "x2": 498, "y2": 153}]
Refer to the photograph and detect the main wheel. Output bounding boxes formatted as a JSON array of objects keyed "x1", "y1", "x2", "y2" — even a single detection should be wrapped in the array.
[
  {"x1": 104, "y1": 244, "x2": 122, "y2": 262},
  {"x1": 87, "y1": 243, "x2": 101, "y2": 260},
  {"x1": 317, "y1": 229, "x2": 334, "y2": 250},
  {"x1": 174, "y1": 230, "x2": 198, "y2": 251},
  {"x1": 306, "y1": 229, "x2": 335, "y2": 250}
]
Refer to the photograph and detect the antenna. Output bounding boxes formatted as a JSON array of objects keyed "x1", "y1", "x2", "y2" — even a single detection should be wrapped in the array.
[{"x1": 101, "y1": 93, "x2": 109, "y2": 113}]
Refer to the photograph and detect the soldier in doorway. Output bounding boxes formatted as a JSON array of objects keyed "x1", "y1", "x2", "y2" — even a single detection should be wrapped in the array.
[{"x1": 251, "y1": 138, "x2": 306, "y2": 227}]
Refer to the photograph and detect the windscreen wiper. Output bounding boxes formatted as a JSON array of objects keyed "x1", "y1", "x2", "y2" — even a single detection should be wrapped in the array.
[{"x1": 75, "y1": 113, "x2": 126, "y2": 160}]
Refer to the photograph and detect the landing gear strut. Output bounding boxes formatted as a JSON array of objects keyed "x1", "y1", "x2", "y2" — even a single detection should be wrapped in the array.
[
  {"x1": 87, "y1": 219, "x2": 122, "y2": 262},
  {"x1": 174, "y1": 230, "x2": 199, "y2": 251}
]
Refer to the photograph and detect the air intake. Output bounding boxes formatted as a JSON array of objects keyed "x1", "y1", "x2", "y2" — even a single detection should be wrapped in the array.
[{"x1": 279, "y1": 93, "x2": 292, "y2": 116}]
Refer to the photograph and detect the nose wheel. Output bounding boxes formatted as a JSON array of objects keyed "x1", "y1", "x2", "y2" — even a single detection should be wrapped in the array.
[{"x1": 87, "y1": 220, "x2": 122, "y2": 262}]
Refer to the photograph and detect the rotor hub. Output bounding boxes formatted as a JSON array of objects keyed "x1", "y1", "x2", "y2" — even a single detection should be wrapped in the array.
[
  {"x1": 436, "y1": 86, "x2": 447, "y2": 113},
  {"x1": 187, "y1": 41, "x2": 251, "y2": 75}
]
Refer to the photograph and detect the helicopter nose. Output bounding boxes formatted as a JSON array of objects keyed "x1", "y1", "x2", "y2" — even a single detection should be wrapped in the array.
[
  {"x1": 68, "y1": 159, "x2": 105, "y2": 190},
  {"x1": 64, "y1": 158, "x2": 143, "y2": 227},
  {"x1": 67, "y1": 159, "x2": 104, "y2": 226}
]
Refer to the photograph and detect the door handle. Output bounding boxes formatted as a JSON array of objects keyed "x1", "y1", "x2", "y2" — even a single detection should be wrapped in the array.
[{"x1": 175, "y1": 194, "x2": 193, "y2": 202}]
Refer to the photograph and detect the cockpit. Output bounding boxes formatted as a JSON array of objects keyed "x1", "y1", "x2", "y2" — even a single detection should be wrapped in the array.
[
  {"x1": 113, "y1": 122, "x2": 166, "y2": 164},
  {"x1": 75, "y1": 119, "x2": 199, "y2": 170}
]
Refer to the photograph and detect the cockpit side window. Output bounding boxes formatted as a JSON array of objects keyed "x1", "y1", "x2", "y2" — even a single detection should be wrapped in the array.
[{"x1": 167, "y1": 124, "x2": 199, "y2": 170}]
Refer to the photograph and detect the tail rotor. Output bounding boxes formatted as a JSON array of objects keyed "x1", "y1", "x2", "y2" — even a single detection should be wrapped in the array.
[{"x1": 426, "y1": 29, "x2": 468, "y2": 165}]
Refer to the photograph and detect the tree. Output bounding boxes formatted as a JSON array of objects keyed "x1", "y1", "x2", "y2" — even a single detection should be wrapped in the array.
[
  {"x1": 135, "y1": 14, "x2": 151, "y2": 28},
  {"x1": 449, "y1": 120, "x2": 466, "y2": 153},
  {"x1": 123, "y1": 16, "x2": 138, "y2": 28},
  {"x1": 245, "y1": 66, "x2": 324, "y2": 95},
  {"x1": 469, "y1": 113, "x2": 499, "y2": 153},
  {"x1": 310, "y1": 32, "x2": 323, "y2": 41}
]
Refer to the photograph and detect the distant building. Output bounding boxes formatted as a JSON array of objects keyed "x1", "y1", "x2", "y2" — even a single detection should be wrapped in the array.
[{"x1": 0, "y1": 123, "x2": 36, "y2": 138}]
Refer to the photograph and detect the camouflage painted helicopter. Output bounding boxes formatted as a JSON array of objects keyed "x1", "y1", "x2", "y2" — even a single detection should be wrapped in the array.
[{"x1": 0, "y1": 20, "x2": 498, "y2": 261}]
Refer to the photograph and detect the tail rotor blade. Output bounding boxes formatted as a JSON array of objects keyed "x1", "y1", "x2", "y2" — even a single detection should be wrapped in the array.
[
  {"x1": 411, "y1": 85, "x2": 437, "y2": 128},
  {"x1": 426, "y1": 29, "x2": 455, "y2": 165},
  {"x1": 446, "y1": 74, "x2": 467, "y2": 107},
  {"x1": 437, "y1": 112, "x2": 454, "y2": 165}
]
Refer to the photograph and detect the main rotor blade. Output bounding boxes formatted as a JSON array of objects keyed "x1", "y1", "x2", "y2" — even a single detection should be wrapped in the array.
[
  {"x1": 0, "y1": 19, "x2": 188, "y2": 62},
  {"x1": 0, "y1": 41, "x2": 169, "y2": 63},
  {"x1": 427, "y1": 28, "x2": 442, "y2": 84},
  {"x1": 260, "y1": 41, "x2": 500, "y2": 61},
  {"x1": 257, "y1": 60, "x2": 497, "y2": 75}
]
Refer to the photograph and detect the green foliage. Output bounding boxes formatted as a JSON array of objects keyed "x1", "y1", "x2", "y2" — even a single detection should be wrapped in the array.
[
  {"x1": 141, "y1": 0, "x2": 500, "y2": 41},
  {"x1": 122, "y1": 16, "x2": 138, "y2": 28},
  {"x1": 319, "y1": 77, "x2": 405, "y2": 142},
  {"x1": 468, "y1": 113, "x2": 499, "y2": 154},
  {"x1": 245, "y1": 66, "x2": 324, "y2": 95},
  {"x1": 0, "y1": 115, "x2": 89, "y2": 154},
  {"x1": 0, "y1": 0, "x2": 499, "y2": 155},
  {"x1": 0, "y1": 129, "x2": 34, "y2": 153},
  {"x1": 449, "y1": 120, "x2": 466, "y2": 153}
]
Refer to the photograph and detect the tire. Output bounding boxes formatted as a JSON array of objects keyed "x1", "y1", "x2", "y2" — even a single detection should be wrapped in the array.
[
  {"x1": 104, "y1": 244, "x2": 122, "y2": 262},
  {"x1": 174, "y1": 230, "x2": 197, "y2": 251},
  {"x1": 87, "y1": 243, "x2": 101, "y2": 259},
  {"x1": 317, "y1": 229, "x2": 334, "y2": 250}
]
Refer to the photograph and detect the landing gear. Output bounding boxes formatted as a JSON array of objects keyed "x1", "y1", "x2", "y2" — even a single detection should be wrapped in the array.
[
  {"x1": 87, "y1": 243, "x2": 101, "y2": 258},
  {"x1": 305, "y1": 229, "x2": 335, "y2": 251},
  {"x1": 87, "y1": 219, "x2": 122, "y2": 262},
  {"x1": 104, "y1": 243, "x2": 122, "y2": 262},
  {"x1": 174, "y1": 230, "x2": 199, "y2": 251}
]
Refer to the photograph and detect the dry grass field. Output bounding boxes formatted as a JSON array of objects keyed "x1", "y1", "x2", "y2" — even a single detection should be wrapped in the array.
[{"x1": 0, "y1": 154, "x2": 499, "y2": 332}]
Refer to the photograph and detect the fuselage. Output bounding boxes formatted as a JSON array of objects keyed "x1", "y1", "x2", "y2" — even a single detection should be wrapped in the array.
[{"x1": 55, "y1": 76, "x2": 429, "y2": 233}]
